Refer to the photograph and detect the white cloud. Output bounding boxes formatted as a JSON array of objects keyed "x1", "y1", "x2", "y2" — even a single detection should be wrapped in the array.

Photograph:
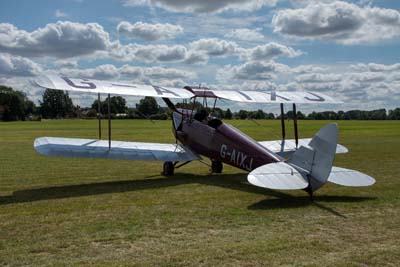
[
  {"x1": 272, "y1": 1, "x2": 400, "y2": 45},
  {"x1": 117, "y1": 21, "x2": 183, "y2": 41},
  {"x1": 225, "y1": 28, "x2": 265, "y2": 42},
  {"x1": 0, "y1": 53, "x2": 42, "y2": 77},
  {"x1": 0, "y1": 21, "x2": 301, "y2": 66},
  {"x1": 189, "y1": 38, "x2": 238, "y2": 56},
  {"x1": 240, "y1": 42, "x2": 302, "y2": 61},
  {"x1": 290, "y1": 64, "x2": 327, "y2": 74},
  {"x1": 110, "y1": 43, "x2": 187, "y2": 63},
  {"x1": 58, "y1": 64, "x2": 120, "y2": 80},
  {"x1": 295, "y1": 73, "x2": 342, "y2": 83},
  {"x1": 350, "y1": 62, "x2": 400, "y2": 72},
  {"x1": 54, "y1": 59, "x2": 78, "y2": 68},
  {"x1": 0, "y1": 21, "x2": 112, "y2": 58},
  {"x1": 184, "y1": 51, "x2": 209, "y2": 65},
  {"x1": 217, "y1": 60, "x2": 289, "y2": 82},
  {"x1": 122, "y1": 0, "x2": 278, "y2": 13},
  {"x1": 119, "y1": 65, "x2": 197, "y2": 80},
  {"x1": 52, "y1": 64, "x2": 196, "y2": 83},
  {"x1": 55, "y1": 9, "x2": 68, "y2": 18}
]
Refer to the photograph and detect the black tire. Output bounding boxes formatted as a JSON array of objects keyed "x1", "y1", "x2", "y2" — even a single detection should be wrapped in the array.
[
  {"x1": 163, "y1": 161, "x2": 174, "y2": 176},
  {"x1": 211, "y1": 160, "x2": 223, "y2": 173}
]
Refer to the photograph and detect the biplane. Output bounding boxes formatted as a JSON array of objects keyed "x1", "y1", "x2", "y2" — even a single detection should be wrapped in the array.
[{"x1": 34, "y1": 75, "x2": 375, "y2": 199}]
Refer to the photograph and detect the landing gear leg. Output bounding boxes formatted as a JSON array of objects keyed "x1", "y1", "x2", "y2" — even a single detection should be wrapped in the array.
[
  {"x1": 211, "y1": 160, "x2": 223, "y2": 174},
  {"x1": 305, "y1": 185, "x2": 314, "y2": 201},
  {"x1": 163, "y1": 161, "x2": 174, "y2": 176}
]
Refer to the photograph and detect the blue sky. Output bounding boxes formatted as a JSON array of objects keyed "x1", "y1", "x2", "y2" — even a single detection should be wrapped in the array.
[{"x1": 0, "y1": 0, "x2": 399, "y2": 111}]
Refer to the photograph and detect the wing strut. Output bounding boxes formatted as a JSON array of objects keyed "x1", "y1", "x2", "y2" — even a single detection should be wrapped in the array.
[
  {"x1": 280, "y1": 103, "x2": 285, "y2": 140},
  {"x1": 98, "y1": 93, "x2": 101, "y2": 139},
  {"x1": 107, "y1": 93, "x2": 111, "y2": 149},
  {"x1": 293, "y1": 103, "x2": 299, "y2": 148}
]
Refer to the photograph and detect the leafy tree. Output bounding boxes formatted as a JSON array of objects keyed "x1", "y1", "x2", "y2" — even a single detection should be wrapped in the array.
[
  {"x1": 91, "y1": 96, "x2": 127, "y2": 115},
  {"x1": 265, "y1": 112, "x2": 275, "y2": 119},
  {"x1": 224, "y1": 108, "x2": 233, "y2": 119},
  {"x1": 40, "y1": 89, "x2": 73, "y2": 119},
  {"x1": 137, "y1": 96, "x2": 159, "y2": 116},
  {"x1": 0, "y1": 85, "x2": 34, "y2": 121},
  {"x1": 111, "y1": 96, "x2": 127, "y2": 114},
  {"x1": 250, "y1": 109, "x2": 265, "y2": 119},
  {"x1": 237, "y1": 110, "x2": 249, "y2": 119},
  {"x1": 388, "y1": 108, "x2": 400, "y2": 120},
  {"x1": 368, "y1": 109, "x2": 387, "y2": 120}
]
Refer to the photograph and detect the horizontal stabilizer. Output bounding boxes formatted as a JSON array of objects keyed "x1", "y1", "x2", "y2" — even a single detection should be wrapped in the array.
[
  {"x1": 248, "y1": 162, "x2": 308, "y2": 190},
  {"x1": 259, "y1": 138, "x2": 348, "y2": 157},
  {"x1": 34, "y1": 137, "x2": 200, "y2": 162},
  {"x1": 328, "y1": 167, "x2": 375, "y2": 187}
]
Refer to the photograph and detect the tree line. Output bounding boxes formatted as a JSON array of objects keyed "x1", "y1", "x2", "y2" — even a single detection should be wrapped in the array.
[{"x1": 1, "y1": 86, "x2": 400, "y2": 121}]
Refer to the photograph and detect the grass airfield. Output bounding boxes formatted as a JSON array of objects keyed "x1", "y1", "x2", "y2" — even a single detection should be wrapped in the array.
[{"x1": 0, "y1": 119, "x2": 399, "y2": 267}]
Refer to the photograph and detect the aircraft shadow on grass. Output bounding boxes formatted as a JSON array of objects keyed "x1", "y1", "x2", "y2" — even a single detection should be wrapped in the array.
[{"x1": 0, "y1": 173, "x2": 375, "y2": 217}]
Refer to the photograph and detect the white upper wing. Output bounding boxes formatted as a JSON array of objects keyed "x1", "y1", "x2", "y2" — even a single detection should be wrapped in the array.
[
  {"x1": 35, "y1": 75, "x2": 194, "y2": 99},
  {"x1": 35, "y1": 75, "x2": 341, "y2": 104},
  {"x1": 193, "y1": 89, "x2": 342, "y2": 104}
]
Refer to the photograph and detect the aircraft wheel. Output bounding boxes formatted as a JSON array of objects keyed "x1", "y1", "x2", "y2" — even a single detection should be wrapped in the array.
[
  {"x1": 163, "y1": 161, "x2": 174, "y2": 176},
  {"x1": 211, "y1": 160, "x2": 223, "y2": 173}
]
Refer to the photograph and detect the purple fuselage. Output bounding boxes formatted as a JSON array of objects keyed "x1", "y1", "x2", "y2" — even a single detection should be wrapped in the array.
[{"x1": 173, "y1": 111, "x2": 282, "y2": 172}]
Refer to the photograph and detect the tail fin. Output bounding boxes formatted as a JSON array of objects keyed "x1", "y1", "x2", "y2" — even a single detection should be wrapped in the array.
[
  {"x1": 289, "y1": 123, "x2": 338, "y2": 192},
  {"x1": 248, "y1": 123, "x2": 376, "y2": 194},
  {"x1": 248, "y1": 124, "x2": 338, "y2": 193}
]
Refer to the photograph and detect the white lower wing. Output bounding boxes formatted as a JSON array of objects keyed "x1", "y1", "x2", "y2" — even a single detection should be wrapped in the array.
[
  {"x1": 259, "y1": 138, "x2": 348, "y2": 157},
  {"x1": 247, "y1": 162, "x2": 309, "y2": 190},
  {"x1": 34, "y1": 137, "x2": 200, "y2": 162},
  {"x1": 328, "y1": 167, "x2": 376, "y2": 187}
]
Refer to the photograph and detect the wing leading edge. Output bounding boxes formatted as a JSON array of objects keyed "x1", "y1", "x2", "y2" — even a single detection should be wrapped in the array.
[
  {"x1": 35, "y1": 75, "x2": 194, "y2": 99},
  {"x1": 35, "y1": 75, "x2": 342, "y2": 104},
  {"x1": 191, "y1": 88, "x2": 342, "y2": 104},
  {"x1": 34, "y1": 137, "x2": 201, "y2": 162}
]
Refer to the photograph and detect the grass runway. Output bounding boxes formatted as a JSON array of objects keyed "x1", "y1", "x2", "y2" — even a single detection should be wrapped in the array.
[{"x1": 0, "y1": 119, "x2": 399, "y2": 266}]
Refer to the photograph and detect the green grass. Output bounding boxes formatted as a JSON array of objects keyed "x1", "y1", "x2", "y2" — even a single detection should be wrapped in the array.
[{"x1": 0, "y1": 119, "x2": 399, "y2": 267}]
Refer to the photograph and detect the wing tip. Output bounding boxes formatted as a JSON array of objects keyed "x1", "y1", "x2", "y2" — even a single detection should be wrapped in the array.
[{"x1": 34, "y1": 75, "x2": 54, "y2": 89}]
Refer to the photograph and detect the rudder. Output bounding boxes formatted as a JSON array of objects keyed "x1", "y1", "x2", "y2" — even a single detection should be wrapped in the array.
[{"x1": 289, "y1": 123, "x2": 338, "y2": 192}]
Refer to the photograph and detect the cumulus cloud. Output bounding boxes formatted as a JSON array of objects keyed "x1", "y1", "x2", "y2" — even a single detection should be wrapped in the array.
[
  {"x1": 350, "y1": 62, "x2": 400, "y2": 72},
  {"x1": 290, "y1": 64, "x2": 327, "y2": 74},
  {"x1": 295, "y1": 73, "x2": 342, "y2": 83},
  {"x1": 189, "y1": 38, "x2": 238, "y2": 56},
  {"x1": 0, "y1": 21, "x2": 303, "y2": 66},
  {"x1": 184, "y1": 51, "x2": 209, "y2": 65},
  {"x1": 54, "y1": 59, "x2": 78, "y2": 68},
  {"x1": 285, "y1": 63, "x2": 400, "y2": 106},
  {"x1": 272, "y1": 1, "x2": 400, "y2": 45},
  {"x1": 58, "y1": 64, "x2": 120, "y2": 80},
  {"x1": 0, "y1": 53, "x2": 42, "y2": 77},
  {"x1": 119, "y1": 65, "x2": 197, "y2": 80},
  {"x1": 225, "y1": 28, "x2": 265, "y2": 42},
  {"x1": 117, "y1": 21, "x2": 183, "y2": 41},
  {"x1": 0, "y1": 21, "x2": 112, "y2": 58},
  {"x1": 122, "y1": 0, "x2": 277, "y2": 13},
  {"x1": 54, "y1": 64, "x2": 196, "y2": 83},
  {"x1": 217, "y1": 60, "x2": 289, "y2": 82},
  {"x1": 110, "y1": 43, "x2": 187, "y2": 63},
  {"x1": 240, "y1": 42, "x2": 302, "y2": 61}
]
